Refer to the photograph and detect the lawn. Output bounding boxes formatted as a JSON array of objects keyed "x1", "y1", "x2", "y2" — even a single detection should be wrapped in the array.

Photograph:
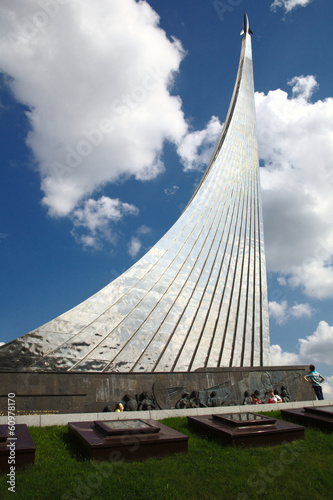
[{"x1": 0, "y1": 412, "x2": 332, "y2": 499}]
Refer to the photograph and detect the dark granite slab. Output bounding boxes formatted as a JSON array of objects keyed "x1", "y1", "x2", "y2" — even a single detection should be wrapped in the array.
[
  {"x1": 281, "y1": 405, "x2": 333, "y2": 432},
  {"x1": 68, "y1": 419, "x2": 188, "y2": 461},
  {"x1": 0, "y1": 424, "x2": 35, "y2": 473},
  {"x1": 188, "y1": 412, "x2": 304, "y2": 447}
]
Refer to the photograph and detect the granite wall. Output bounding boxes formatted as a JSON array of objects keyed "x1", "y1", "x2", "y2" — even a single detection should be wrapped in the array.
[{"x1": 0, "y1": 366, "x2": 314, "y2": 414}]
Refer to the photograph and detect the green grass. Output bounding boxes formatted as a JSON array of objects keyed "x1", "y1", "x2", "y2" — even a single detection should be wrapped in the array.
[{"x1": 0, "y1": 412, "x2": 332, "y2": 499}]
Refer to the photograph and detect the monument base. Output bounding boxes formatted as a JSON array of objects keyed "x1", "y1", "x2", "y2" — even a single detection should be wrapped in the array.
[{"x1": 0, "y1": 366, "x2": 313, "y2": 414}]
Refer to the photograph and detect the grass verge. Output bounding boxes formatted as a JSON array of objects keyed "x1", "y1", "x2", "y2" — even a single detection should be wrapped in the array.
[{"x1": 0, "y1": 411, "x2": 332, "y2": 499}]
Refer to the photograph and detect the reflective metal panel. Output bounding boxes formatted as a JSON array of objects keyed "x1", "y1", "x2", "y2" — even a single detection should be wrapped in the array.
[{"x1": 0, "y1": 17, "x2": 270, "y2": 373}]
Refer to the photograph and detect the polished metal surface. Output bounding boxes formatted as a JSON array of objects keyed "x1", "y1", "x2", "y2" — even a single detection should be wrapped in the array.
[{"x1": 0, "y1": 16, "x2": 270, "y2": 372}]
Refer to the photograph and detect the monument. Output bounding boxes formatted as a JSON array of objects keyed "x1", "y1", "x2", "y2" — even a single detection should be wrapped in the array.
[{"x1": 0, "y1": 15, "x2": 312, "y2": 412}]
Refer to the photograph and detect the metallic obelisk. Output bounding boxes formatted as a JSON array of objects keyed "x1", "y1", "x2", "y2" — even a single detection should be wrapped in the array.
[{"x1": 0, "y1": 14, "x2": 270, "y2": 372}]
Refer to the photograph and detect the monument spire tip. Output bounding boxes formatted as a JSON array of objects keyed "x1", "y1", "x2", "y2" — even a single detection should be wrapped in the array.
[{"x1": 241, "y1": 12, "x2": 253, "y2": 36}]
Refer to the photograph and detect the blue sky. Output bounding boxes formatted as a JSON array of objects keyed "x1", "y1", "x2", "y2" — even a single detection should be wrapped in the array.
[{"x1": 1, "y1": 0, "x2": 333, "y2": 394}]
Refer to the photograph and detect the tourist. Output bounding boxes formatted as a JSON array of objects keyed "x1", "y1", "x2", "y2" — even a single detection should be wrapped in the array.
[
  {"x1": 304, "y1": 364, "x2": 325, "y2": 400},
  {"x1": 114, "y1": 403, "x2": 124, "y2": 412},
  {"x1": 267, "y1": 389, "x2": 282, "y2": 403},
  {"x1": 250, "y1": 393, "x2": 261, "y2": 404}
]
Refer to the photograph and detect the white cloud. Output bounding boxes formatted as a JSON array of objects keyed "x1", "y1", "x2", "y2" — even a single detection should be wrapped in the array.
[
  {"x1": 128, "y1": 237, "x2": 142, "y2": 258},
  {"x1": 0, "y1": 0, "x2": 187, "y2": 218},
  {"x1": 256, "y1": 76, "x2": 333, "y2": 299},
  {"x1": 71, "y1": 196, "x2": 139, "y2": 249},
  {"x1": 271, "y1": 321, "x2": 333, "y2": 398},
  {"x1": 269, "y1": 300, "x2": 314, "y2": 324},
  {"x1": 271, "y1": 0, "x2": 314, "y2": 12},
  {"x1": 288, "y1": 75, "x2": 318, "y2": 100},
  {"x1": 177, "y1": 116, "x2": 222, "y2": 171},
  {"x1": 290, "y1": 303, "x2": 313, "y2": 318},
  {"x1": 127, "y1": 225, "x2": 151, "y2": 257},
  {"x1": 271, "y1": 321, "x2": 333, "y2": 366},
  {"x1": 269, "y1": 301, "x2": 289, "y2": 324},
  {"x1": 164, "y1": 185, "x2": 179, "y2": 196},
  {"x1": 298, "y1": 321, "x2": 333, "y2": 363},
  {"x1": 323, "y1": 375, "x2": 333, "y2": 399},
  {"x1": 270, "y1": 344, "x2": 300, "y2": 365},
  {"x1": 136, "y1": 225, "x2": 151, "y2": 236}
]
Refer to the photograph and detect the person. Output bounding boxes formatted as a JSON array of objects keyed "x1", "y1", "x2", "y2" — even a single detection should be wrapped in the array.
[
  {"x1": 250, "y1": 393, "x2": 261, "y2": 404},
  {"x1": 114, "y1": 402, "x2": 124, "y2": 412},
  {"x1": 304, "y1": 364, "x2": 325, "y2": 400},
  {"x1": 267, "y1": 389, "x2": 282, "y2": 404}
]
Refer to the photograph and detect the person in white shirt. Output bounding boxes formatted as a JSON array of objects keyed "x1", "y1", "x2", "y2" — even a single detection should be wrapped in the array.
[{"x1": 267, "y1": 389, "x2": 282, "y2": 403}]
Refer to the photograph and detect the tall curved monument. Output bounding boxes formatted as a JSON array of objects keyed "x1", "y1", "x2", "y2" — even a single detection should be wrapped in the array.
[{"x1": 0, "y1": 14, "x2": 270, "y2": 374}]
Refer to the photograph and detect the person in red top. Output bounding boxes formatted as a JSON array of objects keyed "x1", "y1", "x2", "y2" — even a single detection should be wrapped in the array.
[{"x1": 250, "y1": 393, "x2": 262, "y2": 404}]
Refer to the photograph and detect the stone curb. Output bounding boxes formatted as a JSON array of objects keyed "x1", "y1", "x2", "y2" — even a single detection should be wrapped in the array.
[{"x1": 0, "y1": 399, "x2": 332, "y2": 427}]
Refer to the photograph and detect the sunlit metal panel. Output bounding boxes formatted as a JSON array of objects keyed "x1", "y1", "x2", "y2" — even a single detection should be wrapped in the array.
[{"x1": 0, "y1": 15, "x2": 270, "y2": 372}]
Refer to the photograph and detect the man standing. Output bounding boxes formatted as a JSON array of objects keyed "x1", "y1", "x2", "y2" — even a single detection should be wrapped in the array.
[{"x1": 304, "y1": 364, "x2": 325, "y2": 400}]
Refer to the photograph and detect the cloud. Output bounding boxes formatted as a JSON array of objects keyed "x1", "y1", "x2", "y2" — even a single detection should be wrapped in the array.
[
  {"x1": 269, "y1": 300, "x2": 314, "y2": 324},
  {"x1": 136, "y1": 225, "x2": 151, "y2": 236},
  {"x1": 298, "y1": 321, "x2": 333, "y2": 363},
  {"x1": 290, "y1": 303, "x2": 314, "y2": 318},
  {"x1": 128, "y1": 237, "x2": 142, "y2": 258},
  {"x1": 323, "y1": 375, "x2": 333, "y2": 399},
  {"x1": 256, "y1": 76, "x2": 333, "y2": 299},
  {"x1": 288, "y1": 75, "x2": 318, "y2": 100},
  {"x1": 71, "y1": 196, "x2": 139, "y2": 249},
  {"x1": 164, "y1": 185, "x2": 179, "y2": 196},
  {"x1": 270, "y1": 344, "x2": 299, "y2": 365},
  {"x1": 177, "y1": 116, "x2": 223, "y2": 171},
  {"x1": 269, "y1": 301, "x2": 289, "y2": 324},
  {"x1": 271, "y1": 321, "x2": 333, "y2": 366},
  {"x1": 0, "y1": 0, "x2": 187, "y2": 218},
  {"x1": 271, "y1": 0, "x2": 314, "y2": 12},
  {"x1": 271, "y1": 321, "x2": 333, "y2": 397},
  {"x1": 127, "y1": 225, "x2": 151, "y2": 258}
]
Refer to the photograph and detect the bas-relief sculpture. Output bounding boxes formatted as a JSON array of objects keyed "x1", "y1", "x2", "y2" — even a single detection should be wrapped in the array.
[
  {"x1": 103, "y1": 370, "x2": 297, "y2": 411},
  {"x1": 0, "y1": 13, "x2": 270, "y2": 374}
]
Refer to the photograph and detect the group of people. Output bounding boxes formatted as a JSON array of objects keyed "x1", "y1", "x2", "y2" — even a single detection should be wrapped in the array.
[
  {"x1": 249, "y1": 364, "x2": 326, "y2": 404},
  {"x1": 249, "y1": 389, "x2": 283, "y2": 405}
]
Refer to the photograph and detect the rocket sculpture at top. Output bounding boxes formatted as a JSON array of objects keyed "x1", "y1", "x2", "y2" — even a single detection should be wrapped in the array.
[
  {"x1": 0, "y1": 14, "x2": 270, "y2": 373},
  {"x1": 241, "y1": 12, "x2": 253, "y2": 36}
]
